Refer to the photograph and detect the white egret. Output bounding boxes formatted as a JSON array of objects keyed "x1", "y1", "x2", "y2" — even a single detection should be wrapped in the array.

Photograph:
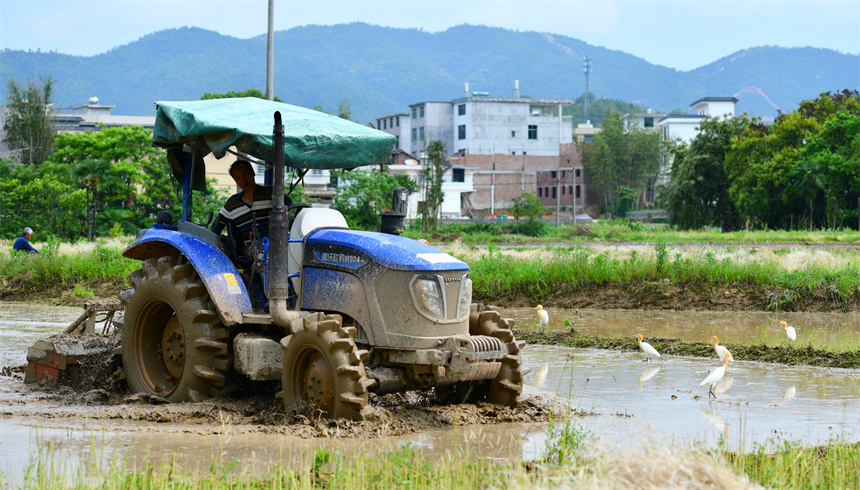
[
  {"x1": 708, "y1": 335, "x2": 733, "y2": 363},
  {"x1": 700, "y1": 353, "x2": 732, "y2": 399},
  {"x1": 778, "y1": 321, "x2": 797, "y2": 342},
  {"x1": 633, "y1": 333, "x2": 661, "y2": 362},
  {"x1": 534, "y1": 305, "x2": 549, "y2": 329}
]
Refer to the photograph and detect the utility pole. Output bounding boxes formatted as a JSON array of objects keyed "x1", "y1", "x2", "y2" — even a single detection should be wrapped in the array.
[
  {"x1": 491, "y1": 153, "x2": 496, "y2": 216},
  {"x1": 265, "y1": 0, "x2": 274, "y2": 100},
  {"x1": 569, "y1": 158, "x2": 576, "y2": 225},
  {"x1": 583, "y1": 56, "x2": 591, "y2": 122},
  {"x1": 521, "y1": 150, "x2": 525, "y2": 193},
  {"x1": 556, "y1": 164, "x2": 560, "y2": 226}
]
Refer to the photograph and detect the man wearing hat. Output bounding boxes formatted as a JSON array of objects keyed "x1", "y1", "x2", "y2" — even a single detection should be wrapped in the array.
[{"x1": 12, "y1": 227, "x2": 39, "y2": 254}]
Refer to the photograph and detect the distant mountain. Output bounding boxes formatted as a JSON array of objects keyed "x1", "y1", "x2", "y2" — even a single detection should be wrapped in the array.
[{"x1": 1, "y1": 23, "x2": 856, "y2": 124}]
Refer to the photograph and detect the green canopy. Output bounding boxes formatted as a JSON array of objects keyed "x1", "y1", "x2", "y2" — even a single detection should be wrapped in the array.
[{"x1": 152, "y1": 97, "x2": 396, "y2": 173}]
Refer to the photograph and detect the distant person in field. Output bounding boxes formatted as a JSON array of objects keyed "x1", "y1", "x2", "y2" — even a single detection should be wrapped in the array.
[{"x1": 12, "y1": 227, "x2": 39, "y2": 255}]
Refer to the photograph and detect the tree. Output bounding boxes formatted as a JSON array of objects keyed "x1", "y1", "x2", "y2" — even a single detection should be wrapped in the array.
[
  {"x1": 202, "y1": 89, "x2": 284, "y2": 103},
  {"x1": 579, "y1": 110, "x2": 661, "y2": 214},
  {"x1": 510, "y1": 192, "x2": 549, "y2": 236},
  {"x1": 2, "y1": 76, "x2": 55, "y2": 166},
  {"x1": 337, "y1": 98, "x2": 352, "y2": 120},
  {"x1": 421, "y1": 140, "x2": 447, "y2": 232},
  {"x1": 663, "y1": 115, "x2": 750, "y2": 231},
  {"x1": 725, "y1": 91, "x2": 860, "y2": 229},
  {"x1": 330, "y1": 169, "x2": 417, "y2": 230},
  {"x1": 71, "y1": 159, "x2": 111, "y2": 242}
]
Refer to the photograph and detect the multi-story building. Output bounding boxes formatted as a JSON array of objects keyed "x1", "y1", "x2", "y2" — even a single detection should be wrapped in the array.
[
  {"x1": 402, "y1": 93, "x2": 575, "y2": 157},
  {"x1": 657, "y1": 97, "x2": 738, "y2": 143}
]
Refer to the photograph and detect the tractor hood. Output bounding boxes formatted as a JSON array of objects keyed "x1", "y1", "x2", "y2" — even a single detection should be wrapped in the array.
[{"x1": 304, "y1": 229, "x2": 468, "y2": 272}]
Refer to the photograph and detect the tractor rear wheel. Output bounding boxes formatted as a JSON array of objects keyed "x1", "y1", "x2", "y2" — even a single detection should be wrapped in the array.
[
  {"x1": 118, "y1": 254, "x2": 233, "y2": 402},
  {"x1": 280, "y1": 312, "x2": 372, "y2": 420}
]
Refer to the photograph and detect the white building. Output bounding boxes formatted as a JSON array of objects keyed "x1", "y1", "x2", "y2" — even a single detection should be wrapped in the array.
[
  {"x1": 657, "y1": 97, "x2": 738, "y2": 143},
  {"x1": 374, "y1": 112, "x2": 410, "y2": 152},
  {"x1": 386, "y1": 160, "x2": 478, "y2": 219},
  {"x1": 387, "y1": 90, "x2": 575, "y2": 157}
]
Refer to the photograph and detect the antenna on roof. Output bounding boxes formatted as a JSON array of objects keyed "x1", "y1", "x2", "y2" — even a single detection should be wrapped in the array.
[{"x1": 464, "y1": 82, "x2": 470, "y2": 96}]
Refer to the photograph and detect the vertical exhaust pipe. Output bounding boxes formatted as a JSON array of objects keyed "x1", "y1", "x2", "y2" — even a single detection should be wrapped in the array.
[{"x1": 269, "y1": 111, "x2": 299, "y2": 329}]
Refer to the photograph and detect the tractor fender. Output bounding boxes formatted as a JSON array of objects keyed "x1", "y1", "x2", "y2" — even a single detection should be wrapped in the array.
[{"x1": 123, "y1": 228, "x2": 253, "y2": 325}]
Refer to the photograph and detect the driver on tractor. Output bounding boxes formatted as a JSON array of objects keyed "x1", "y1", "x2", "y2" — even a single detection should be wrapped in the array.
[{"x1": 211, "y1": 159, "x2": 290, "y2": 310}]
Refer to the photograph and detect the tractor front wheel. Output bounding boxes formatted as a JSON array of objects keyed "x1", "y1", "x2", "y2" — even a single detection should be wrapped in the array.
[{"x1": 280, "y1": 312, "x2": 373, "y2": 420}]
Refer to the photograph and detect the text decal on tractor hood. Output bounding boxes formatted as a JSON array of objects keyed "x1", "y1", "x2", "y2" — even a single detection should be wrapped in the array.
[{"x1": 313, "y1": 250, "x2": 366, "y2": 269}]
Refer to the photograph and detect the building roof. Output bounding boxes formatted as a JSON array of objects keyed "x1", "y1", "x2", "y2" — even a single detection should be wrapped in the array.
[
  {"x1": 376, "y1": 112, "x2": 409, "y2": 119},
  {"x1": 690, "y1": 96, "x2": 739, "y2": 107},
  {"x1": 450, "y1": 96, "x2": 575, "y2": 105},
  {"x1": 658, "y1": 114, "x2": 706, "y2": 123}
]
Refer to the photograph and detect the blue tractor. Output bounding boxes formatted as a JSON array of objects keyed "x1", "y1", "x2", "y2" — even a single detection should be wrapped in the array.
[{"x1": 117, "y1": 98, "x2": 527, "y2": 419}]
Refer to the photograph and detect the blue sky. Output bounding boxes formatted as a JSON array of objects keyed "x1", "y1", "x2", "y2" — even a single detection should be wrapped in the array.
[{"x1": 1, "y1": 0, "x2": 858, "y2": 71}]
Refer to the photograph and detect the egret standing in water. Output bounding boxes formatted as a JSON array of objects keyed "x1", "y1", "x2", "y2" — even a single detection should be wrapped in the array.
[
  {"x1": 633, "y1": 334, "x2": 661, "y2": 362},
  {"x1": 778, "y1": 321, "x2": 797, "y2": 342},
  {"x1": 534, "y1": 305, "x2": 549, "y2": 329},
  {"x1": 707, "y1": 335, "x2": 733, "y2": 363},
  {"x1": 700, "y1": 353, "x2": 732, "y2": 399}
]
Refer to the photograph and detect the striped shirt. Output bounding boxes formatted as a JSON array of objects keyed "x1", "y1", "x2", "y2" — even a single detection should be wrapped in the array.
[{"x1": 210, "y1": 185, "x2": 273, "y2": 241}]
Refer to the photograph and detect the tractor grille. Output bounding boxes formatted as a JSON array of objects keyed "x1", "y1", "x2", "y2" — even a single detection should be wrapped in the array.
[{"x1": 461, "y1": 335, "x2": 505, "y2": 360}]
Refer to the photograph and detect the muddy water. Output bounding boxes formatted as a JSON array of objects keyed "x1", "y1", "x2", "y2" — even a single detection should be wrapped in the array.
[
  {"x1": 504, "y1": 307, "x2": 860, "y2": 350},
  {"x1": 1, "y1": 303, "x2": 859, "y2": 482}
]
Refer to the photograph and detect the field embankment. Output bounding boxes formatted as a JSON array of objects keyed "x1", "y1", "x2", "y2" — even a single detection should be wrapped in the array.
[{"x1": 4, "y1": 235, "x2": 860, "y2": 312}]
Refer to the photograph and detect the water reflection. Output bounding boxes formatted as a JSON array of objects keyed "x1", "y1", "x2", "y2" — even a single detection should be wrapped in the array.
[
  {"x1": 501, "y1": 307, "x2": 860, "y2": 351},
  {"x1": 637, "y1": 366, "x2": 660, "y2": 388}
]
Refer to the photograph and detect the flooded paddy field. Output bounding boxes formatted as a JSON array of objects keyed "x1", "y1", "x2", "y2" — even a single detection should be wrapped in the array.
[{"x1": 1, "y1": 302, "x2": 859, "y2": 482}]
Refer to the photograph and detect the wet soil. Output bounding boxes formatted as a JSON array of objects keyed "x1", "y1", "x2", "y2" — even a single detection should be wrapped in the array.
[
  {"x1": 0, "y1": 363, "x2": 565, "y2": 439},
  {"x1": 475, "y1": 281, "x2": 860, "y2": 313},
  {"x1": 517, "y1": 330, "x2": 860, "y2": 368}
]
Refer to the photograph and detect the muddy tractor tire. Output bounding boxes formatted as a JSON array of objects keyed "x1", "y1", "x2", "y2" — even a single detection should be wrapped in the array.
[
  {"x1": 449, "y1": 303, "x2": 527, "y2": 408},
  {"x1": 118, "y1": 255, "x2": 233, "y2": 402},
  {"x1": 280, "y1": 312, "x2": 373, "y2": 420}
]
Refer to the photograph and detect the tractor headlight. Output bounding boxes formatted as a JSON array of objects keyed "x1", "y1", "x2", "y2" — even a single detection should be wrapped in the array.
[
  {"x1": 411, "y1": 276, "x2": 444, "y2": 320},
  {"x1": 456, "y1": 274, "x2": 472, "y2": 320}
]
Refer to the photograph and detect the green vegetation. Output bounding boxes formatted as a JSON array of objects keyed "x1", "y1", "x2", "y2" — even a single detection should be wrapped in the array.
[
  {"x1": 330, "y1": 170, "x2": 417, "y2": 230},
  {"x1": 3, "y1": 431, "x2": 857, "y2": 489},
  {"x1": 581, "y1": 110, "x2": 662, "y2": 215},
  {"x1": 664, "y1": 90, "x2": 860, "y2": 231},
  {"x1": 2, "y1": 77, "x2": 55, "y2": 166},
  {"x1": 0, "y1": 238, "x2": 137, "y2": 298}
]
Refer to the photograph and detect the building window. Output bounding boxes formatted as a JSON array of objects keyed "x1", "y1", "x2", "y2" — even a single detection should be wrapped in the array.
[
  {"x1": 419, "y1": 105, "x2": 425, "y2": 118},
  {"x1": 528, "y1": 125, "x2": 538, "y2": 140},
  {"x1": 584, "y1": 134, "x2": 593, "y2": 142},
  {"x1": 644, "y1": 117, "x2": 654, "y2": 128},
  {"x1": 452, "y1": 168, "x2": 465, "y2": 183},
  {"x1": 383, "y1": 119, "x2": 387, "y2": 129},
  {"x1": 569, "y1": 185, "x2": 573, "y2": 195},
  {"x1": 523, "y1": 151, "x2": 527, "y2": 156},
  {"x1": 412, "y1": 128, "x2": 417, "y2": 142},
  {"x1": 551, "y1": 171, "x2": 556, "y2": 179},
  {"x1": 395, "y1": 136, "x2": 400, "y2": 150},
  {"x1": 458, "y1": 124, "x2": 466, "y2": 140},
  {"x1": 538, "y1": 188, "x2": 542, "y2": 197},
  {"x1": 576, "y1": 185, "x2": 581, "y2": 198},
  {"x1": 419, "y1": 127, "x2": 425, "y2": 141},
  {"x1": 511, "y1": 130, "x2": 516, "y2": 138},
  {"x1": 552, "y1": 187, "x2": 557, "y2": 199},
  {"x1": 377, "y1": 120, "x2": 381, "y2": 129},
  {"x1": 458, "y1": 149, "x2": 466, "y2": 155},
  {"x1": 312, "y1": 169, "x2": 323, "y2": 175},
  {"x1": 511, "y1": 151, "x2": 516, "y2": 155},
  {"x1": 412, "y1": 107, "x2": 417, "y2": 119},
  {"x1": 562, "y1": 171, "x2": 565, "y2": 178},
  {"x1": 396, "y1": 116, "x2": 399, "y2": 127},
  {"x1": 562, "y1": 186, "x2": 565, "y2": 195},
  {"x1": 575, "y1": 168, "x2": 581, "y2": 177},
  {"x1": 458, "y1": 104, "x2": 466, "y2": 116}
]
